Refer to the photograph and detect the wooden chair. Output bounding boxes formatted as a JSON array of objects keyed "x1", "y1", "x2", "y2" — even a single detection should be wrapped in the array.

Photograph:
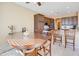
[
  {"x1": 64, "y1": 29, "x2": 75, "y2": 50},
  {"x1": 20, "y1": 45, "x2": 36, "y2": 56},
  {"x1": 53, "y1": 29, "x2": 62, "y2": 45},
  {"x1": 37, "y1": 31, "x2": 52, "y2": 56},
  {"x1": 22, "y1": 48, "x2": 36, "y2": 56}
]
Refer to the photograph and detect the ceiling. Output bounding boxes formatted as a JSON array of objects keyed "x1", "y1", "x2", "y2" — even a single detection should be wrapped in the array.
[{"x1": 16, "y1": 2, "x2": 79, "y2": 18}]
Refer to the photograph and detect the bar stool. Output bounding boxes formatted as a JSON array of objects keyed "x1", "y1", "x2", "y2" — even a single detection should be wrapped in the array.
[
  {"x1": 53, "y1": 29, "x2": 62, "y2": 45},
  {"x1": 64, "y1": 29, "x2": 75, "y2": 50}
]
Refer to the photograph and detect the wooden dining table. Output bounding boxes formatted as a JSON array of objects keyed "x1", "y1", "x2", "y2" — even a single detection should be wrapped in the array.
[{"x1": 6, "y1": 32, "x2": 47, "y2": 56}]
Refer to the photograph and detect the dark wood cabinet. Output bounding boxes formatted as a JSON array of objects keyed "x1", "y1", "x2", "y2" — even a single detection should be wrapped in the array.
[
  {"x1": 34, "y1": 14, "x2": 45, "y2": 32},
  {"x1": 34, "y1": 14, "x2": 54, "y2": 33}
]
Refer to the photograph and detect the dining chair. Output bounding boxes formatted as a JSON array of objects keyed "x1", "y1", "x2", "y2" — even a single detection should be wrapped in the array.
[
  {"x1": 21, "y1": 45, "x2": 36, "y2": 56},
  {"x1": 64, "y1": 29, "x2": 75, "y2": 50},
  {"x1": 53, "y1": 29, "x2": 62, "y2": 45},
  {"x1": 37, "y1": 31, "x2": 52, "y2": 56}
]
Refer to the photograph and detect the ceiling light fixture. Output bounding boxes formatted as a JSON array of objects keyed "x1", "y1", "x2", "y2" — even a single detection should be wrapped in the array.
[{"x1": 26, "y1": 2, "x2": 42, "y2": 6}]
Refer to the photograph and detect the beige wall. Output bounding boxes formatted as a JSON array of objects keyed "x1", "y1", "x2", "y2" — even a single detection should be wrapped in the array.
[{"x1": 0, "y1": 3, "x2": 36, "y2": 43}]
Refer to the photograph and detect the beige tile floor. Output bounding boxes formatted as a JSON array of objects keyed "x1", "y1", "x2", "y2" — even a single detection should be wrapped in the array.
[{"x1": 0, "y1": 30, "x2": 79, "y2": 56}]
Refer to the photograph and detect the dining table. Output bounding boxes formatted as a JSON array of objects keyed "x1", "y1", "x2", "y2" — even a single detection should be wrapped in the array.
[{"x1": 6, "y1": 32, "x2": 47, "y2": 56}]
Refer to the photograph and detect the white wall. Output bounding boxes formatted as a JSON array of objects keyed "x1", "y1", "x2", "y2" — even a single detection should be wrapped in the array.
[{"x1": 0, "y1": 3, "x2": 36, "y2": 43}]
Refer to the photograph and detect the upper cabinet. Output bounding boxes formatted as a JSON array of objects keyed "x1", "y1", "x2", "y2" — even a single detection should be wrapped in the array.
[
  {"x1": 61, "y1": 16, "x2": 78, "y2": 26},
  {"x1": 56, "y1": 16, "x2": 78, "y2": 29}
]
